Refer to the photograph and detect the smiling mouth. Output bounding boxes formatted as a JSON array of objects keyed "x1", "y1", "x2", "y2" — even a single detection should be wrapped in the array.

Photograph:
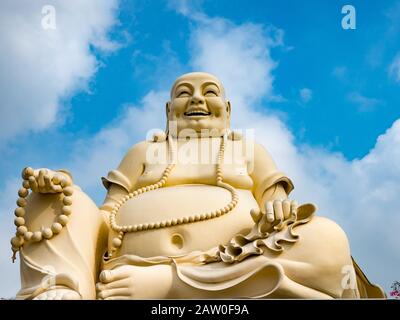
[{"x1": 184, "y1": 110, "x2": 212, "y2": 117}]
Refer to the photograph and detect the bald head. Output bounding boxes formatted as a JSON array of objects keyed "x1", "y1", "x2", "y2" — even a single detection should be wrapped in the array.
[{"x1": 170, "y1": 72, "x2": 226, "y2": 100}]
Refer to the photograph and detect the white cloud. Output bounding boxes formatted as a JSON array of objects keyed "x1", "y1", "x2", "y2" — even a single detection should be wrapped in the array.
[
  {"x1": 389, "y1": 53, "x2": 400, "y2": 82},
  {"x1": 299, "y1": 88, "x2": 312, "y2": 103},
  {"x1": 0, "y1": 0, "x2": 120, "y2": 145},
  {"x1": 347, "y1": 91, "x2": 384, "y2": 112}
]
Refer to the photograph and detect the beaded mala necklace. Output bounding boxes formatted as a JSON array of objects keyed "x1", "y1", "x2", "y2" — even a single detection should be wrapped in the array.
[
  {"x1": 10, "y1": 168, "x2": 73, "y2": 262},
  {"x1": 107, "y1": 134, "x2": 239, "y2": 258}
]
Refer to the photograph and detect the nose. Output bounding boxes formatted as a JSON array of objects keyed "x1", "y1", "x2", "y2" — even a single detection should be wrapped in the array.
[{"x1": 190, "y1": 91, "x2": 204, "y2": 104}]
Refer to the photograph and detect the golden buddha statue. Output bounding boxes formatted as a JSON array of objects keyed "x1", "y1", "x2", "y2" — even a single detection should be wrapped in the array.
[{"x1": 10, "y1": 72, "x2": 384, "y2": 300}]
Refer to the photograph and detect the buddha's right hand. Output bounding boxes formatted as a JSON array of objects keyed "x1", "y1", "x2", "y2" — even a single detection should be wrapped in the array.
[
  {"x1": 33, "y1": 288, "x2": 81, "y2": 300},
  {"x1": 21, "y1": 167, "x2": 73, "y2": 194}
]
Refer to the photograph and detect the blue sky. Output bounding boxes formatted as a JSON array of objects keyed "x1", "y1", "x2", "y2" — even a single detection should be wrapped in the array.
[
  {"x1": 68, "y1": 0, "x2": 400, "y2": 159},
  {"x1": 0, "y1": 0, "x2": 399, "y2": 298}
]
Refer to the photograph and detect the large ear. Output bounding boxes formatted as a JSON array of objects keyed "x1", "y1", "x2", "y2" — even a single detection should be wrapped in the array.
[
  {"x1": 226, "y1": 100, "x2": 231, "y2": 118},
  {"x1": 165, "y1": 102, "x2": 171, "y2": 135}
]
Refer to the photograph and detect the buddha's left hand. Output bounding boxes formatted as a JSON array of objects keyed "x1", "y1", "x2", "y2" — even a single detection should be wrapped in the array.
[
  {"x1": 96, "y1": 265, "x2": 173, "y2": 300},
  {"x1": 263, "y1": 199, "x2": 298, "y2": 225}
]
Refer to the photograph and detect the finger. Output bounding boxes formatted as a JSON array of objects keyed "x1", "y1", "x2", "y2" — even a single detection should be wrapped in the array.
[
  {"x1": 97, "y1": 279, "x2": 129, "y2": 291},
  {"x1": 44, "y1": 173, "x2": 53, "y2": 191},
  {"x1": 291, "y1": 200, "x2": 298, "y2": 218},
  {"x1": 52, "y1": 184, "x2": 63, "y2": 193},
  {"x1": 38, "y1": 169, "x2": 47, "y2": 189},
  {"x1": 99, "y1": 269, "x2": 129, "y2": 284},
  {"x1": 98, "y1": 288, "x2": 131, "y2": 299},
  {"x1": 265, "y1": 201, "x2": 274, "y2": 223},
  {"x1": 52, "y1": 174, "x2": 61, "y2": 185},
  {"x1": 28, "y1": 176, "x2": 39, "y2": 192},
  {"x1": 273, "y1": 200, "x2": 283, "y2": 222},
  {"x1": 282, "y1": 200, "x2": 291, "y2": 220}
]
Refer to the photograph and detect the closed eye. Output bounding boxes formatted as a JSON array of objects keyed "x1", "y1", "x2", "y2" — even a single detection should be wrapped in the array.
[
  {"x1": 177, "y1": 91, "x2": 190, "y2": 97},
  {"x1": 204, "y1": 90, "x2": 218, "y2": 97}
]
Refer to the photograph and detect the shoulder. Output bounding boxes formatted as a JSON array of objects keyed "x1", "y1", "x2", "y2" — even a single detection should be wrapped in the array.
[{"x1": 120, "y1": 140, "x2": 153, "y2": 163}]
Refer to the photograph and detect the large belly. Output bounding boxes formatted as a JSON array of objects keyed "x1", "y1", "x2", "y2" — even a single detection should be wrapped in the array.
[{"x1": 112, "y1": 184, "x2": 258, "y2": 258}]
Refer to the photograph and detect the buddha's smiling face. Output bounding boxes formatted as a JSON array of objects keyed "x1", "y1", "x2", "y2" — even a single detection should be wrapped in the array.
[{"x1": 167, "y1": 72, "x2": 231, "y2": 137}]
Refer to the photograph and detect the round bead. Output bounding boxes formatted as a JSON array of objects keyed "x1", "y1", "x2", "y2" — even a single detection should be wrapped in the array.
[
  {"x1": 160, "y1": 222, "x2": 166, "y2": 227},
  {"x1": 133, "y1": 191, "x2": 139, "y2": 196},
  {"x1": 22, "y1": 180, "x2": 30, "y2": 189},
  {"x1": 42, "y1": 228, "x2": 53, "y2": 239},
  {"x1": 18, "y1": 188, "x2": 29, "y2": 198},
  {"x1": 189, "y1": 216, "x2": 194, "y2": 222},
  {"x1": 22, "y1": 167, "x2": 34, "y2": 179},
  {"x1": 63, "y1": 196, "x2": 72, "y2": 206},
  {"x1": 24, "y1": 231, "x2": 33, "y2": 241},
  {"x1": 228, "y1": 203, "x2": 234, "y2": 210},
  {"x1": 62, "y1": 187, "x2": 74, "y2": 196},
  {"x1": 160, "y1": 179, "x2": 166, "y2": 185},
  {"x1": 14, "y1": 207, "x2": 25, "y2": 217},
  {"x1": 11, "y1": 236, "x2": 24, "y2": 247},
  {"x1": 137, "y1": 225, "x2": 143, "y2": 231},
  {"x1": 14, "y1": 217, "x2": 25, "y2": 227},
  {"x1": 194, "y1": 215, "x2": 200, "y2": 222},
  {"x1": 182, "y1": 217, "x2": 189, "y2": 223},
  {"x1": 154, "y1": 222, "x2": 160, "y2": 228},
  {"x1": 51, "y1": 222, "x2": 63, "y2": 234},
  {"x1": 62, "y1": 206, "x2": 72, "y2": 216},
  {"x1": 142, "y1": 223, "x2": 149, "y2": 230},
  {"x1": 165, "y1": 221, "x2": 171, "y2": 227},
  {"x1": 171, "y1": 219, "x2": 177, "y2": 225},
  {"x1": 132, "y1": 225, "x2": 138, "y2": 232},
  {"x1": 112, "y1": 238, "x2": 122, "y2": 248},
  {"x1": 32, "y1": 231, "x2": 42, "y2": 242},
  {"x1": 17, "y1": 226, "x2": 28, "y2": 236},
  {"x1": 224, "y1": 206, "x2": 230, "y2": 212},
  {"x1": 148, "y1": 223, "x2": 155, "y2": 229},
  {"x1": 17, "y1": 198, "x2": 27, "y2": 207},
  {"x1": 58, "y1": 215, "x2": 69, "y2": 226}
]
